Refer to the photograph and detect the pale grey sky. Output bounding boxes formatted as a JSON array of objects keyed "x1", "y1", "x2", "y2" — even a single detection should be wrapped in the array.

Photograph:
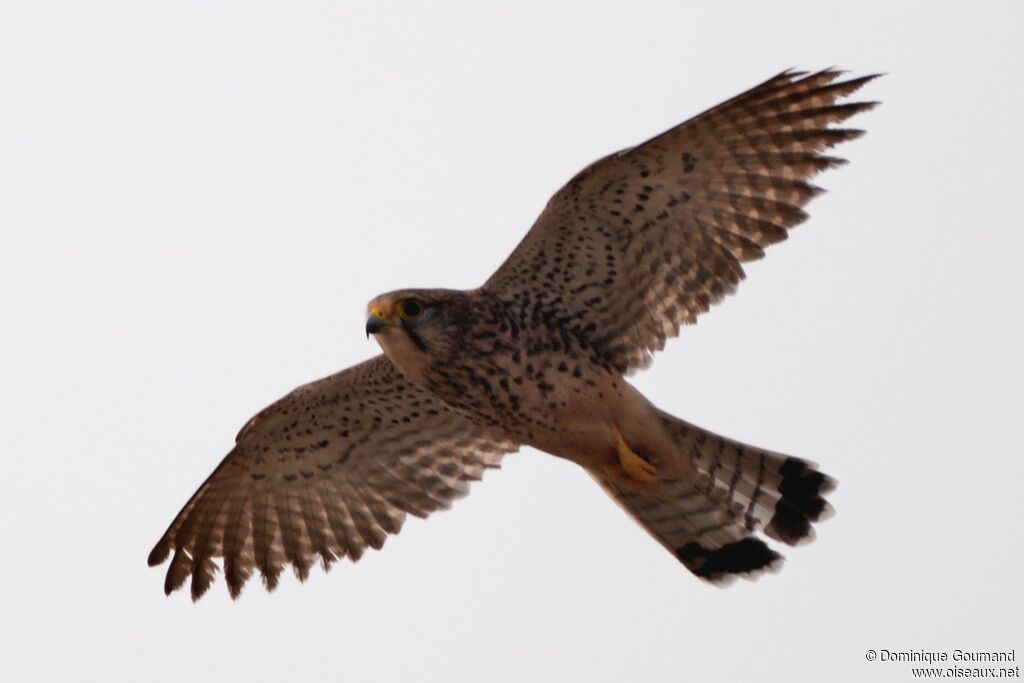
[{"x1": 2, "y1": 2, "x2": 1021, "y2": 682}]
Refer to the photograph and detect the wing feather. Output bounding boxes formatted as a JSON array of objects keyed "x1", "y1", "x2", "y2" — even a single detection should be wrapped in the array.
[
  {"x1": 483, "y1": 69, "x2": 878, "y2": 372},
  {"x1": 148, "y1": 355, "x2": 518, "y2": 599}
]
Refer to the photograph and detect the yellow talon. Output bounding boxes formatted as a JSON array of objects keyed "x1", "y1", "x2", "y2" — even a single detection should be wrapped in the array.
[{"x1": 611, "y1": 425, "x2": 658, "y2": 484}]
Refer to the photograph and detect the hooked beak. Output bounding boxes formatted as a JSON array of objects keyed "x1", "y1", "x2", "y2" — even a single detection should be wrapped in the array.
[
  {"x1": 366, "y1": 314, "x2": 388, "y2": 338},
  {"x1": 366, "y1": 303, "x2": 393, "y2": 338}
]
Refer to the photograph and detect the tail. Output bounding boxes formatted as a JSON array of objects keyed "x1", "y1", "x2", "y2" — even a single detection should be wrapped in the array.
[{"x1": 594, "y1": 412, "x2": 835, "y2": 584}]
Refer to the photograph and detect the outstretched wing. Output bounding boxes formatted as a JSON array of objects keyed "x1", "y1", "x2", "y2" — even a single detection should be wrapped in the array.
[
  {"x1": 483, "y1": 69, "x2": 878, "y2": 372},
  {"x1": 148, "y1": 355, "x2": 518, "y2": 600}
]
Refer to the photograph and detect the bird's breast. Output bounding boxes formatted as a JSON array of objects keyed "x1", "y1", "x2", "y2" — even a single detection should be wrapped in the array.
[{"x1": 414, "y1": 323, "x2": 651, "y2": 469}]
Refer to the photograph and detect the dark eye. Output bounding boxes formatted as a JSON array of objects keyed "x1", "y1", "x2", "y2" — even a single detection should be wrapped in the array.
[{"x1": 398, "y1": 299, "x2": 424, "y2": 320}]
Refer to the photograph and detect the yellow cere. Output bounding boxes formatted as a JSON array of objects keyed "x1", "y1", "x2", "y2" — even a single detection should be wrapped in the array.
[{"x1": 368, "y1": 303, "x2": 393, "y2": 320}]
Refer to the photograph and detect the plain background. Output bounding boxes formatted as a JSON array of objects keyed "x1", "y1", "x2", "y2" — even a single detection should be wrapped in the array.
[{"x1": 2, "y1": 2, "x2": 1021, "y2": 681}]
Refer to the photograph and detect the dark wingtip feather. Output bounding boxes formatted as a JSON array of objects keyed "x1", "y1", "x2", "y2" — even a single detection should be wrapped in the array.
[
  {"x1": 825, "y1": 128, "x2": 866, "y2": 146},
  {"x1": 190, "y1": 556, "x2": 218, "y2": 602},
  {"x1": 224, "y1": 558, "x2": 251, "y2": 600},
  {"x1": 148, "y1": 540, "x2": 170, "y2": 567},
  {"x1": 260, "y1": 564, "x2": 282, "y2": 592},
  {"x1": 813, "y1": 154, "x2": 849, "y2": 171},
  {"x1": 769, "y1": 68, "x2": 809, "y2": 84},
  {"x1": 164, "y1": 549, "x2": 191, "y2": 596},
  {"x1": 834, "y1": 72, "x2": 883, "y2": 92},
  {"x1": 293, "y1": 556, "x2": 312, "y2": 582},
  {"x1": 318, "y1": 550, "x2": 338, "y2": 573}
]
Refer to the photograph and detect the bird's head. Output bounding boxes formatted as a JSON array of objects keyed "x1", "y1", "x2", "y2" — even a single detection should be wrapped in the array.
[{"x1": 365, "y1": 288, "x2": 468, "y2": 379}]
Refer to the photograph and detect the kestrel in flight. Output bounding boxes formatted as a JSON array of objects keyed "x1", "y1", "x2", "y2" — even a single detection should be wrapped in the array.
[{"x1": 149, "y1": 69, "x2": 877, "y2": 599}]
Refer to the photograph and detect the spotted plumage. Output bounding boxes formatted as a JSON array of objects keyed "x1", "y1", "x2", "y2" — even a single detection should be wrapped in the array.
[{"x1": 150, "y1": 69, "x2": 875, "y2": 599}]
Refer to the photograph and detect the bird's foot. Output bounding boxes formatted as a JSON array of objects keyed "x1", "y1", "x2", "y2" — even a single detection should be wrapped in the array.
[{"x1": 607, "y1": 425, "x2": 657, "y2": 485}]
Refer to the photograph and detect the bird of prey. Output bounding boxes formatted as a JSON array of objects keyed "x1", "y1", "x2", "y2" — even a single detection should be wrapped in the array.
[{"x1": 149, "y1": 69, "x2": 877, "y2": 599}]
